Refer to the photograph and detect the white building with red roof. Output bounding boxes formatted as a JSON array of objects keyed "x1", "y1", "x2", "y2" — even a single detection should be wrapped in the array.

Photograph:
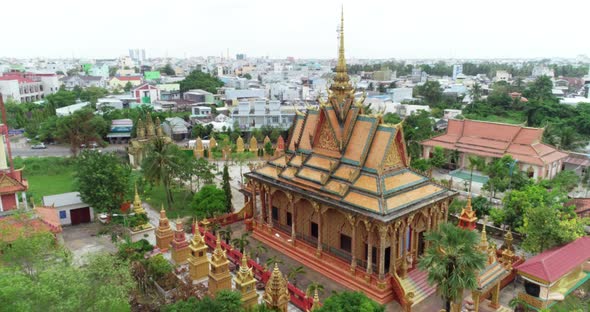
[
  {"x1": 0, "y1": 72, "x2": 59, "y2": 103},
  {"x1": 108, "y1": 76, "x2": 143, "y2": 90},
  {"x1": 421, "y1": 119, "x2": 568, "y2": 180}
]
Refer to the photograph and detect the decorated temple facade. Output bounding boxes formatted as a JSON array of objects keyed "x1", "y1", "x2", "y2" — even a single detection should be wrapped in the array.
[{"x1": 243, "y1": 11, "x2": 456, "y2": 306}]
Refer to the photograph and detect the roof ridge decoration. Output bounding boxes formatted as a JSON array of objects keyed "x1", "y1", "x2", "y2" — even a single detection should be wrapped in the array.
[{"x1": 328, "y1": 7, "x2": 355, "y2": 124}]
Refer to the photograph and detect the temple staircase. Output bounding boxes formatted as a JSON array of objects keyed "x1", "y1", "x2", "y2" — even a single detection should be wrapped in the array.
[{"x1": 399, "y1": 269, "x2": 436, "y2": 306}]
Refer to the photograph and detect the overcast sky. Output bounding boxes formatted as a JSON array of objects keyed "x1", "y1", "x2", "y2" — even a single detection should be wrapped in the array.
[{"x1": 3, "y1": 0, "x2": 590, "y2": 60}]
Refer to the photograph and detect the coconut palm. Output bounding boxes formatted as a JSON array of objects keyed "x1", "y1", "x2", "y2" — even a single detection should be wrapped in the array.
[
  {"x1": 287, "y1": 265, "x2": 306, "y2": 287},
  {"x1": 418, "y1": 223, "x2": 487, "y2": 312},
  {"x1": 231, "y1": 232, "x2": 251, "y2": 253},
  {"x1": 253, "y1": 244, "x2": 268, "y2": 263},
  {"x1": 306, "y1": 282, "x2": 325, "y2": 297},
  {"x1": 265, "y1": 256, "x2": 283, "y2": 268},
  {"x1": 467, "y1": 156, "x2": 485, "y2": 191},
  {"x1": 218, "y1": 226, "x2": 233, "y2": 244},
  {"x1": 141, "y1": 136, "x2": 183, "y2": 210}
]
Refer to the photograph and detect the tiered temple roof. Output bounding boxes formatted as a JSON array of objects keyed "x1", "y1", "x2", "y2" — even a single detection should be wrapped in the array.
[{"x1": 247, "y1": 11, "x2": 453, "y2": 221}]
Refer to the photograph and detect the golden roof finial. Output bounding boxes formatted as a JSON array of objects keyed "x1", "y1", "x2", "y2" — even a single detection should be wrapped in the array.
[
  {"x1": 479, "y1": 223, "x2": 489, "y2": 251},
  {"x1": 338, "y1": 5, "x2": 345, "y2": 71},
  {"x1": 241, "y1": 250, "x2": 248, "y2": 268},
  {"x1": 465, "y1": 193, "x2": 473, "y2": 212}
]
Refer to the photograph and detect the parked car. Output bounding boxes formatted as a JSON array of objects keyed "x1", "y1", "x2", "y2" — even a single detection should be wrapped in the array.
[{"x1": 31, "y1": 143, "x2": 46, "y2": 149}]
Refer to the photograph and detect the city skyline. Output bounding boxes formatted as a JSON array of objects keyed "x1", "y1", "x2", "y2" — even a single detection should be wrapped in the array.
[{"x1": 2, "y1": 0, "x2": 590, "y2": 60}]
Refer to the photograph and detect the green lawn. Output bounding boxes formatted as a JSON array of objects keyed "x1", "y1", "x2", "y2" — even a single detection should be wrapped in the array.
[
  {"x1": 143, "y1": 185, "x2": 194, "y2": 219},
  {"x1": 463, "y1": 111, "x2": 525, "y2": 125},
  {"x1": 26, "y1": 170, "x2": 77, "y2": 200}
]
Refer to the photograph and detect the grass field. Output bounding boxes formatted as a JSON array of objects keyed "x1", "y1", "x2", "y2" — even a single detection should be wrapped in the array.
[
  {"x1": 143, "y1": 184, "x2": 194, "y2": 219},
  {"x1": 26, "y1": 170, "x2": 77, "y2": 200}
]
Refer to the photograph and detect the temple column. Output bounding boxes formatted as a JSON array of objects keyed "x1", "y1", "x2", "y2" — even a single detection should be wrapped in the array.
[
  {"x1": 390, "y1": 223, "x2": 398, "y2": 275},
  {"x1": 489, "y1": 283, "x2": 500, "y2": 309},
  {"x1": 15, "y1": 193, "x2": 19, "y2": 209},
  {"x1": 364, "y1": 220, "x2": 373, "y2": 275},
  {"x1": 378, "y1": 225, "x2": 387, "y2": 280},
  {"x1": 266, "y1": 187, "x2": 273, "y2": 227},
  {"x1": 252, "y1": 182, "x2": 260, "y2": 224},
  {"x1": 400, "y1": 221, "x2": 409, "y2": 279},
  {"x1": 425, "y1": 218, "x2": 432, "y2": 250},
  {"x1": 313, "y1": 202, "x2": 322, "y2": 257},
  {"x1": 348, "y1": 214, "x2": 357, "y2": 274},
  {"x1": 288, "y1": 194, "x2": 296, "y2": 244}
]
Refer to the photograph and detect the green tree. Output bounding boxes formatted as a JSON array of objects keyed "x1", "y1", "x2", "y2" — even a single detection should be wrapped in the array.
[
  {"x1": 287, "y1": 265, "x2": 306, "y2": 287},
  {"x1": 179, "y1": 70, "x2": 224, "y2": 93},
  {"x1": 56, "y1": 108, "x2": 109, "y2": 155},
  {"x1": 231, "y1": 232, "x2": 250, "y2": 253},
  {"x1": 79, "y1": 87, "x2": 109, "y2": 106},
  {"x1": 75, "y1": 150, "x2": 130, "y2": 215},
  {"x1": 44, "y1": 89, "x2": 77, "y2": 108},
  {"x1": 162, "y1": 290, "x2": 242, "y2": 312},
  {"x1": 191, "y1": 185, "x2": 227, "y2": 218},
  {"x1": 470, "y1": 83, "x2": 482, "y2": 103},
  {"x1": 194, "y1": 158, "x2": 215, "y2": 191},
  {"x1": 418, "y1": 223, "x2": 487, "y2": 312},
  {"x1": 141, "y1": 137, "x2": 183, "y2": 209},
  {"x1": 429, "y1": 146, "x2": 446, "y2": 168},
  {"x1": 383, "y1": 112, "x2": 401, "y2": 124},
  {"x1": 403, "y1": 110, "x2": 434, "y2": 160},
  {"x1": 415, "y1": 80, "x2": 442, "y2": 104},
  {"x1": 317, "y1": 291, "x2": 385, "y2": 312},
  {"x1": 124, "y1": 81, "x2": 133, "y2": 92},
  {"x1": 146, "y1": 254, "x2": 174, "y2": 281},
  {"x1": 159, "y1": 63, "x2": 176, "y2": 76},
  {"x1": 265, "y1": 256, "x2": 283, "y2": 268},
  {"x1": 222, "y1": 164, "x2": 233, "y2": 213}
]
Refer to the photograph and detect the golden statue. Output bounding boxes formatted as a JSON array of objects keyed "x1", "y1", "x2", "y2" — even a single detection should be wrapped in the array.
[
  {"x1": 249, "y1": 136, "x2": 258, "y2": 155},
  {"x1": 236, "y1": 136, "x2": 245, "y2": 153}
]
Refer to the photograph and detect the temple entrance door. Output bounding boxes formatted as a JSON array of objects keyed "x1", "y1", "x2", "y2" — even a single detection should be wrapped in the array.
[{"x1": 417, "y1": 231, "x2": 426, "y2": 257}]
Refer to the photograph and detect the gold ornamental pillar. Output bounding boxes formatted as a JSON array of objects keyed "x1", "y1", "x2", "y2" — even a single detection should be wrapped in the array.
[
  {"x1": 266, "y1": 186, "x2": 273, "y2": 227},
  {"x1": 489, "y1": 283, "x2": 501, "y2": 309},
  {"x1": 288, "y1": 194, "x2": 296, "y2": 244},
  {"x1": 390, "y1": 223, "x2": 399, "y2": 275},
  {"x1": 365, "y1": 221, "x2": 373, "y2": 275},
  {"x1": 400, "y1": 223, "x2": 408, "y2": 279},
  {"x1": 378, "y1": 225, "x2": 387, "y2": 280},
  {"x1": 313, "y1": 202, "x2": 322, "y2": 257},
  {"x1": 348, "y1": 214, "x2": 357, "y2": 274}
]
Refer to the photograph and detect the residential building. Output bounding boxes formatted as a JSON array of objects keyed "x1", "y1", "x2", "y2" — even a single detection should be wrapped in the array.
[
  {"x1": 157, "y1": 83, "x2": 180, "y2": 100},
  {"x1": 495, "y1": 70, "x2": 512, "y2": 82},
  {"x1": 56, "y1": 102, "x2": 90, "y2": 116},
  {"x1": 183, "y1": 89, "x2": 214, "y2": 103},
  {"x1": 421, "y1": 119, "x2": 568, "y2": 179},
  {"x1": 106, "y1": 118, "x2": 133, "y2": 144},
  {"x1": 225, "y1": 88, "x2": 266, "y2": 101},
  {"x1": 397, "y1": 104, "x2": 431, "y2": 117},
  {"x1": 131, "y1": 83, "x2": 160, "y2": 104},
  {"x1": 230, "y1": 99, "x2": 295, "y2": 130},
  {"x1": 60, "y1": 75, "x2": 107, "y2": 90},
  {"x1": 109, "y1": 76, "x2": 142, "y2": 90},
  {"x1": 89, "y1": 63, "x2": 110, "y2": 78},
  {"x1": 0, "y1": 72, "x2": 59, "y2": 103},
  {"x1": 191, "y1": 105, "x2": 212, "y2": 118},
  {"x1": 0, "y1": 123, "x2": 27, "y2": 211},
  {"x1": 532, "y1": 64, "x2": 555, "y2": 78},
  {"x1": 388, "y1": 87, "x2": 413, "y2": 103},
  {"x1": 452, "y1": 64, "x2": 463, "y2": 80},
  {"x1": 162, "y1": 117, "x2": 190, "y2": 141}
]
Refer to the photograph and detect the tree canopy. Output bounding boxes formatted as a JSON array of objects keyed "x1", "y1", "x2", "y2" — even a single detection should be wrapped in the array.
[
  {"x1": 179, "y1": 70, "x2": 224, "y2": 93},
  {"x1": 191, "y1": 184, "x2": 227, "y2": 218},
  {"x1": 75, "y1": 150, "x2": 131, "y2": 214},
  {"x1": 316, "y1": 291, "x2": 385, "y2": 312}
]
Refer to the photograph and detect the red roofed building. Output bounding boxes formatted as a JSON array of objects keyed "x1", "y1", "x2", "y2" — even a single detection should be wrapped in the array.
[
  {"x1": 108, "y1": 75, "x2": 143, "y2": 90},
  {"x1": 515, "y1": 236, "x2": 590, "y2": 310},
  {"x1": 0, "y1": 102, "x2": 28, "y2": 211},
  {"x1": 0, "y1": 208, "x2": 62, "y2": 244},
  {"x1": 421, "y1": 119, "x2": 568, "y2": 180},
  {"x1": 131, "y1": 83, "x2": 160, "y2": 104}
]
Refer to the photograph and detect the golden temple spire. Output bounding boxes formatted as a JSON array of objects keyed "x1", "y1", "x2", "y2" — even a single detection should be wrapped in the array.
[
  {"x1": 479, "y1": 223, "x2": 489, "y2": 252},
  {"x1": 311, "y1": 289, "x2": 321, "y2": 311},
  {"x1": 465, "y1": 194, "x2": 473, "y2": 212},
  {"x1": 337, "y1": 5, "x2": 346, "y2": 73}
]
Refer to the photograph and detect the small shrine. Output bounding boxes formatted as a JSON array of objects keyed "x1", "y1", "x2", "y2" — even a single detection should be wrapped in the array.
[
  {"x1": 236, "y1": 137, "x2": 245, "y2": 153},
  {"x1": 233, "y1": 252, "x2": 259, "y2": 309},
  {"x1": 275, "y1": 136, "x2": 285, "y2": 156},
  {"x1": 515, "y1": 237, "x2": 590, "y2": 310},
  {"x1": 188, "y1": 218, "x2": 209, "y2": 281},
  {"x1": 127, "y1": 112, "x2": 172, "y2": 168},
  {"x1": 310, "y1": 289, "x2": 321, "y2": 311},
  {"x1": 170, "y1": 219, "x2": 190, "y2": 264},
  {"x1": 263, "y1": 263, "x2": 289, "y2": 312},
  {"x1": 208, "y1": 233, "x2": 232, "y2": 295},
  {"x1": 249, "y1": 136, "x2": 258, "y2": 154},
  {"x1": 194, "y1": 137, "x2": 204, "y2": 159},
  {"x1": 458, "y1": 195, "x2": 477, "y2": 230},
  {"x1": 262, "y1": 136, "x2": 271, "y2": 157},
  {"x1": 155, "y1": 205, "x2": 174, "y2": 251}
]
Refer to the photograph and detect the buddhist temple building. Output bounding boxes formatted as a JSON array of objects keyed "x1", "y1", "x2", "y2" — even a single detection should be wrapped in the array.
[
  {"x1": 127, "y1": 112, "x2": 172, "y2": 168},
  {"x1": 0, "y1": 116, "x2": 28, "y2": 211},
  {"x1": 420, "y1": 119, "x2": 568, "y2": 180},
  {"x1": 515, "y1": 236, "x2": 590, "y2": 310},
  {"x1": 170, "y1": 219, "x2": 190, "y2": 264},
  {"x1": 208, "y1": 233, "x2": 232, "y2": 295},
  {"x1": 188, "y1": 219, "x2": 209, "y2": 281},
  {"x1": 243, "y1": 10, "x2": 456, "y2": 307},
  {"x1": 233, "y1": 252, "x2": 259, "y2": 309},
  {"x1": 155, "y1": 206, "x2": 174, "y2": 251},
  {"x1": 263, "y1": 263, "x2": 289, "y2": 312}
]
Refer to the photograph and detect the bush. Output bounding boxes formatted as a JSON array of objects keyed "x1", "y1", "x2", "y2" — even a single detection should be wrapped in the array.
[
  {"x1": 117, "y1": 239, "x2": 153, "y2": 261},
  {"x1": 147, "y1": 254, "x2": 174, "y2": 281}
]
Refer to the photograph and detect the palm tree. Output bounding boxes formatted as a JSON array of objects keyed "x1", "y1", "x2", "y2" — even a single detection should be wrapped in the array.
[
  {"x1": 219, "y1": 226, "x2": 233, "y2": 244},
  {"x1": 287, "y1": 265, "x2": 306, "y2": 287},
  {"x1": 470, "y1": 83, "x2": 482, "y2": 103},
  {"x1": 253, "y1": 244, "x2": 268, "y2": 263},
  {"x1": 265, "y1": 256, "x2": 283, "y2": 268},
  {"x1": 418, "y1": 223, "x2": 487, "y2": 312},
  {"x1": 231, "y1": 232, "x2": 251, "y2": 253},
  {"x1": 211, "y1": 222, "x2": 221, "y2": 235},
  {"x1": 306, "y1": 282, "x2": 325, "y2": 297},
  {"x1": 141, "y1": 137, "x2": 183, "y2": 210}
]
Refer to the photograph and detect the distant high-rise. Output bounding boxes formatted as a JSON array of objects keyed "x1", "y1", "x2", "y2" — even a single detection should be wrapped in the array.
[
  {"x1": 129, "y1": 48, "x2": 146, "y2": 63},
  {"x1": 236, "y1": 53, "x2": 246, "y2": 60}
]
